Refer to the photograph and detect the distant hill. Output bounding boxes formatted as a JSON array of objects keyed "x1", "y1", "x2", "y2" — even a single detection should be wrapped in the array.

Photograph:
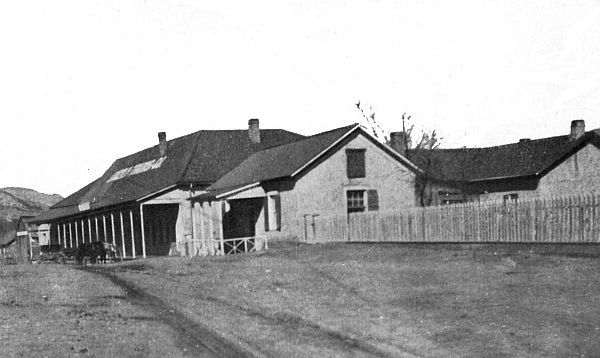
[{"x1": 0, "y1": 187, "x2": 63, "y2": 241}]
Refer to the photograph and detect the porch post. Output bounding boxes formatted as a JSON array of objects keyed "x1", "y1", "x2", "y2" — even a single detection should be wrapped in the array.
[
  {"x1": 63, "y1": 223, "x2": 67, "y2": 248},
  {"x1": 140, "y1": 204, "x2": 146, "y2": 258},
  {"x1": 69, "y1": 222, "x2": 73, "y2": 248},
  {"x1": 189, "y1": 201, "x2": 196, "y2": 256},
  {"x1": 198, "y1": 202, "x2": 205, "y2": 241},
  {"x1": 110, "y1": 213, "x2": 116, "y2": 245},
  {"x1": 195, "y1": 202, "x2": 205, "y2": 253},
  {"x1": 208, "y1": 202, "x2": 215, "y2": 255},
  {"x1": 75, "y1": 221, "x2": 79, "y2": 247},
  {"x1": 217, "y1": 201, "x2": 224, "y2": 255},
  {"x1": 102, "y1": 215, "x2": 107, "y2": 242},
  {"x1": 81, "y1": 220, "x2": 85, "y2": 243},
  {"x1": 87, "y1": 218, "x2": 92, "y2": 242},
  {"x1": 130, "y1": 210, "x2": 136, "y2": 259},
  {"x1": 29, "y1": 231, "x2": 33, "y2": 259},
  {"x1": 95, "y1": 217, "x2": 99, "y2": 241},
  {"x1": 120, "y1": 211, "x2": 126, "y2": 258},
  {"x1": 57, "y1": 224, "x2": 62, "y2": 246}
]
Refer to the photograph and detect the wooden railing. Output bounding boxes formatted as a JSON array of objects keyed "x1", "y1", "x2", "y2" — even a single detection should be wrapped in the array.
[
  {"x1": 176, "y1": 236, "x2": 268, "y2": 257},
  {"x1": 222, "y1": 236, "x2": 268, "y2": 255}
]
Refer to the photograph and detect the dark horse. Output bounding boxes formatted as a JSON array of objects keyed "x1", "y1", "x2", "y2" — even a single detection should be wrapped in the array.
[{"x1": 76, "y1": 241, "x2": 121, "y2": 265}]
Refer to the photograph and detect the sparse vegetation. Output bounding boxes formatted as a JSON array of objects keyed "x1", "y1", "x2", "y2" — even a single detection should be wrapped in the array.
[{"x1": 2, "y1": 243, "x2": 599, "y2": 357}]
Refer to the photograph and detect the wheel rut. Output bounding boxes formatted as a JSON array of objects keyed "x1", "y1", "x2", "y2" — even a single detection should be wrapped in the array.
[{"x1": 82, "y1": 266, "x2": 254, "y2": 358}]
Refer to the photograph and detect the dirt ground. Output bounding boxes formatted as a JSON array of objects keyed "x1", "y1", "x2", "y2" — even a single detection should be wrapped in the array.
[
  {"x1": 2, "y1": 243, "x2": 600, "y2": 357},
  {"x1": 0, "y1": 264, "x2": 230, "y2": 357}
]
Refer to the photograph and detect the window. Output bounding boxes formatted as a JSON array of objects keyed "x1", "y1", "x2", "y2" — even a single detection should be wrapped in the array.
[
  {"x1": 347, "y1": 190, "x2": 366, "y2": 214},
  {"x1": 438, "y1": 191, "x2": 466, "y2": 205},
  {"x1": 503, "y1": 193, "x2": 518, "y2": 205},
  {"x1": 346, "y1": 149, "x2": 366, "y2": 178}
]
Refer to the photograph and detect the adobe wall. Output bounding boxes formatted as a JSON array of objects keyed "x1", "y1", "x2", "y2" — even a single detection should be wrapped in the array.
[
  {"x1": 479, "y1": 143, "x2": 600, "y2": 202},
  {"x1": 537, "y1": 143, "x2": 600, "y2": 196},
  {"x1": 272, "y1": 134, "x2": 416, "y2": 241}
]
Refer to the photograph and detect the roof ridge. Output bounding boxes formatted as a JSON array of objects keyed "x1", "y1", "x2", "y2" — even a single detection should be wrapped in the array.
[
  {"x1": 111, "y1": 128, "x2": 303, "y2": 163},
  {"x1": 239, "y1": 123, "x2": 358, "y2": 153},
  {"x1": 409, "y1": 132, "x2": 575, "y2": 152}
]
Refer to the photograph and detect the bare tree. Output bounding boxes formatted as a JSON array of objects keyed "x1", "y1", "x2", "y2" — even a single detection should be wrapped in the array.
[
  {"x1": 356, "y1": 100, "x2": 444, "y2": 206},
  {"x1": 355, "y1": 101, "x2": 441, "y2": 149}
]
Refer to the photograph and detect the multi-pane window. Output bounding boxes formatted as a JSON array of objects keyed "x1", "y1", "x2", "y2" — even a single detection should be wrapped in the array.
[
  {"x1": 503, "y1": 193, "x2": 518, "y2": 205},
  {"x1": 347, "y1": 190, "x2": 366, "y2": 214},
  {"x1": 346, "y1": 149, "x2": 366, "y2": 178}
]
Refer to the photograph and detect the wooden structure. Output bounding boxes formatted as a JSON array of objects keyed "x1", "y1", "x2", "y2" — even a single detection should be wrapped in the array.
[
  {"x1": 309, "y1": 193, "x2": 600, "y2": 243},
  {"x1": 32, "y1": 119, "x2": 304, "y2": 257}
]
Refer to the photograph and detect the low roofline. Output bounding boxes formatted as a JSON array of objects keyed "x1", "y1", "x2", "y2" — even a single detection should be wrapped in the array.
[
  {"x1": 136, "y1": 184, "x2": 178, "y2": 202},
  {"x1": 215, "y1": 182, "x2": 260, "y2": 199},
  {"x1": 189, "y1": 182, "x2": 261, "y2": 202},
  {"x1": 467, "y1": 174, "x2": 537, "y2": 182}
]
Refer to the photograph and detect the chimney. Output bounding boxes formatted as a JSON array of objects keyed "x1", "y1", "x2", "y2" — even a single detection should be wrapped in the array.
[
  {"x1": 570, "y1": 119, "x2": 585, "y2": 141},
  {"x1": 390, "y1": 131, "x2": 410, "y2": 156},
  {"x1": 248, "y1": 118, "x2": 260, "y2": 144},
  {"x1": 158, "y1": 132, "x2": 167, "y2": 156}
]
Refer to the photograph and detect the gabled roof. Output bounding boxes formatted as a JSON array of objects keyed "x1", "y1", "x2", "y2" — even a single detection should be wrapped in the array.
[
  {"x1": 205, "y1": 124, "x2": 419, "y2": 194},
  {"x1": 33, "y1": 128, "x2": 305, "y2": 222},
  {"x1": 407, "y1": 130, "x2": 600, "y2": 182}
]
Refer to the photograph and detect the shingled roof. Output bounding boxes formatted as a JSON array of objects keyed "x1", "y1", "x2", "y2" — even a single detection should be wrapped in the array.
[
  {"x1": 407, "y1": 129, "x2": 600, "y2": 183},
  {"x1": 33, "y1": 127, "x2": 304, "y2": 222},
  {"x1": 205, "y1": 124, "x2": 419, "y2": 195}
]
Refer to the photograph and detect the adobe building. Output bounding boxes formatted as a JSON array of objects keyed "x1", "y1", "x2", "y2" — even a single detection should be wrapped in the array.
[
  {"x1": 404, "y1": 120, "x2": 600, "y2": 205},
  {"x1": 33, "y1": 120, "x2": 419, "y2": 256},
  {"x1": 190, "y1": 124, "x2": 419, "y2": 247},
  {"x1": 32, "y1": 120, "x2": 305, "y2": 257}
]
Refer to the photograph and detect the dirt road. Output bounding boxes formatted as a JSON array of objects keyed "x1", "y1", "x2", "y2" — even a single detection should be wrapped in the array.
[
  {"x1": 84, "y1": 266, "x2": 254, "y2": 358},
  {"x1": 0, "y1": 264, "x2": 250, "y2": 358}
]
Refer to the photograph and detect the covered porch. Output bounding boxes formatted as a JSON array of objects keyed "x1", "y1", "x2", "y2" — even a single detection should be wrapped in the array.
[{"x1": 189, "y1": 184, "x2": 274, "y2": 256}]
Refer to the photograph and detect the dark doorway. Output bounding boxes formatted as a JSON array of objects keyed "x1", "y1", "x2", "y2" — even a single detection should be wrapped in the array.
[
  {"x1": 223, "y1": 198, "x2": 263, "y2": 239},
  {"x1": 143, "y1": 204, "x2": 179, "y2": 255}
]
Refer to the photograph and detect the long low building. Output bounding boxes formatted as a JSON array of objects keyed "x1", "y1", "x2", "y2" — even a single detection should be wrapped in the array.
[
  {"x1": 32, "y1": 119, "x2": 306, "y2": 257},
  {"x1": 33, "y1": 119, "x2": 419, "y2": 257}
]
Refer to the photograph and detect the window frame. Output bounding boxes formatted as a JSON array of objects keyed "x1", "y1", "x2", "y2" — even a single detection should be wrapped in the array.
[{"x1": 346, "y1": 189, "x2": 366, "y2": 215}]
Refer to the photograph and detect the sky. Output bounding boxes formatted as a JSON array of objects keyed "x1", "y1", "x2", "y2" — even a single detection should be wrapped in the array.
[{"x1": 1, "y1": 0, "x2": 599, "y2": 197}]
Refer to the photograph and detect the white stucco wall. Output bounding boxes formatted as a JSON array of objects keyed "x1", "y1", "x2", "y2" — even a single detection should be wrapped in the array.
[
  {"x1": 538, "y1": 143, "x2": 600, "y2": 196},
  {"x1": 269, "y1": 134, "x2": 416, "y2": 241},
  {"x1": 479, "y1": 143, "x2": 600, "y2": 202}
]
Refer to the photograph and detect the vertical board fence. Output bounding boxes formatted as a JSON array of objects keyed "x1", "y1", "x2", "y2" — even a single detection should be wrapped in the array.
[{"x1": 307, "y1": 194, "x2": 600, "y2": 243}]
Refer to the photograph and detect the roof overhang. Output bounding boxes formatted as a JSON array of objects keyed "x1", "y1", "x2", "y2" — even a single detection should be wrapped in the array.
[{"x1": 189, "y1": 182, "x2": 261, "y2": 202}]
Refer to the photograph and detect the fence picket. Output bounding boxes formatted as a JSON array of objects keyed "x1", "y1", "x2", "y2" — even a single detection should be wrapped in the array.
[{"x1": 309, "y1": 193, "x2": 600, "y2": 244}]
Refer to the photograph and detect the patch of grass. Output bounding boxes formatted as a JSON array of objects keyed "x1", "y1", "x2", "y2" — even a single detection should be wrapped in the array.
[{"x1": 101, "y1": 243, "x2": 600, "y2": 357}]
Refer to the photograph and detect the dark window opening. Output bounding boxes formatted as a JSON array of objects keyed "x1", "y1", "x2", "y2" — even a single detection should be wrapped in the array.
[
  {"x1": 346, "y1": 149, "x2": 366, "y2": 178},
  {"x1": 503, "y1": 193, "x2": 518, "y2": 205},
  {"x1": 438, "y1": 191, "x2": 466, "y2": 205}
]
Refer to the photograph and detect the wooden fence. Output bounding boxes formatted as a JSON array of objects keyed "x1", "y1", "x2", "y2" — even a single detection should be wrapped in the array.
[{"x1": 308, "y1": 194, "x2": 600, "y2": 243}]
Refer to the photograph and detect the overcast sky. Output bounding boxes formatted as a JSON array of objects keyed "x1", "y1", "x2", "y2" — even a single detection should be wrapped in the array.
[{"x1": 1, "y1": 0, "x2": 599, "y2": 197}]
